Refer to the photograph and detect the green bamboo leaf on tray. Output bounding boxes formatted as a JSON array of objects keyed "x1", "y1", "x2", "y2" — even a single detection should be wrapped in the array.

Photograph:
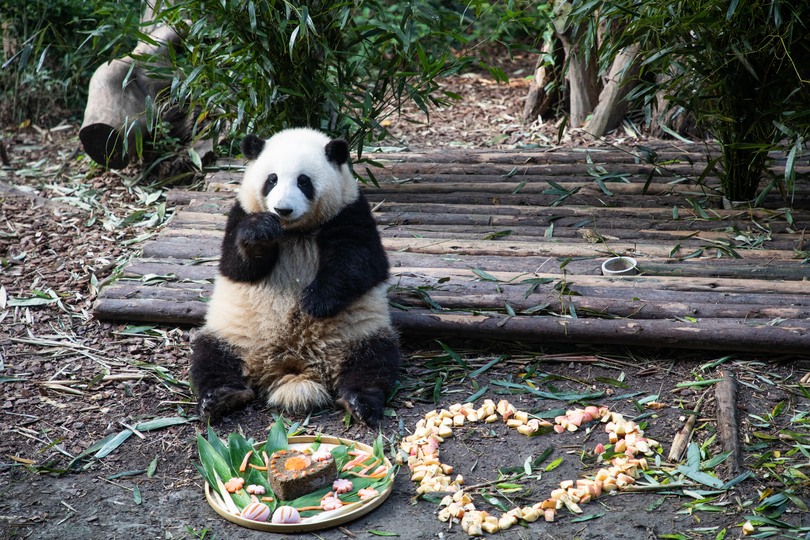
[
  {"x1": 228, "y1": 432, "x2": 257, "y2": 473},
  {"x1": 369, "y1": 531, "x2": 400, "y2": 537},
  {"x1": 207, "y1": 425, "x2": 230, "y2": 460},
  {"x1": 372, "y1": 433, "x2": 385, "y2": 462},
  {"x1": 197, "y1": 433, "x2": 234, "y2": 487},
  {"x1": 264, "y1": 418, "x2": 289, "y2": 456},
  {"x1": 133, "y1": 485, "x2": 142, "y2": 505},
  {"x1": 544, "y1": 456, "x2": 564, "y2": 472}
]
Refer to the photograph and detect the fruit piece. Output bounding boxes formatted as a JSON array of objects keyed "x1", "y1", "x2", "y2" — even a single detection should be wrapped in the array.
[
  {"x1": 270, "y1": 505, "x2": 300, "y2": 524},
  {"x1": 311, "y1": 450, "x2": 333, "y2": 462},
  {"x1": 332, "y1": 478, "x2": 353, "y2": 494},
  {"x1": 240, "y1": 501, "x2": 271, "y2": 522},
  {"x1": 224, "y1": 477, "x2": 245, "y2": 493},
  {"x1": 246, "y1": 484, "x2": 266, "y2": 495},
  {"x1": 358, "y1": 487, "x2": 379, "y2": 500},
  {"x1": 498, "y1": 513, "x2": 518, "y2": 530},
  {"x1": 321, "y1": 494, "x2": 344, "y2": 511}
]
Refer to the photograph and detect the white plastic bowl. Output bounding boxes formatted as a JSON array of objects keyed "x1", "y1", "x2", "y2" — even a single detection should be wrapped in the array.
[{"x1": 601, "y1": 256, "x2": 639, "y2": 276}]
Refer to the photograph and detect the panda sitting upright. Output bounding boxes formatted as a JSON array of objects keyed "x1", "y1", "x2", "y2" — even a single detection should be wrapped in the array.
[{"x1": 190, "y1": 127, "x2": 400, "y2": 426}]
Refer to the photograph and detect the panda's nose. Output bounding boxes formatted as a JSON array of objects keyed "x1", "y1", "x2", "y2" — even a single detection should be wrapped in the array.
[{"x1": 274, "y1": 207, "x2": 293, "y2": 217}]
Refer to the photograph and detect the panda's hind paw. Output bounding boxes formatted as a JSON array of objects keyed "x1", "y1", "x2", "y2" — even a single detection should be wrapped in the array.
[
  {"x1": 198, "y1": 386, "x2": 256, "y2": 422},
  {"x1": 337, "y1": 388, "x2": 385, "y2": 428}
]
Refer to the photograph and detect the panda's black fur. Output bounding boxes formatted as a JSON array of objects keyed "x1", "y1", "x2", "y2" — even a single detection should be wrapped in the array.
[{"x1": 190, "y1": 128, "x2": 400, "y2": 426}]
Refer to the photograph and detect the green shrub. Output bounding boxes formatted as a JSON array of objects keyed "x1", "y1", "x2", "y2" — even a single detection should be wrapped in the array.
[
  {"x1": 569, "y1": 0, "x2": 810, "y2": 203},
  {"x1": 158, "y1": 0, "x2": 463, "y2": 152},
  {"x1": 159, "y1": 0, "x2": 551, "y2": 154},
  {"x1": 0, "y1": 0, "x2": 141, "y2": 125}
]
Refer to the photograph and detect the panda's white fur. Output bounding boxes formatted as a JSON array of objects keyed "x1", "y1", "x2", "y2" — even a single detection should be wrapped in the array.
[
  {"x1": 191, "y1": 128, "x2": 399, "y2": 424},
  {"x1": 238, "y1": 128, "x2": 359, "y2": 229}
]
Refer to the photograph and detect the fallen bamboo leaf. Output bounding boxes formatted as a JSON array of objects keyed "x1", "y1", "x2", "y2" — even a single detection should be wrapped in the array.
[
  {"x1": 134, "y1": 416, "x2": 190, "y2": 431},
  {"x1": 570, "y1": 511, "x2": 606, "y2": 522},
  {"x1": 91, "y1": 430, "x2": 134, "y2": 460},
  {"x1": 7, "y1": 455, "x2": 36, "y2": 465}
]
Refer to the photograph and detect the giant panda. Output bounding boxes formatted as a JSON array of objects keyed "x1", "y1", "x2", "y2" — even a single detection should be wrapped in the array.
[{"x1": 190, "y1": 127, "x2": 400, "y2": 426}]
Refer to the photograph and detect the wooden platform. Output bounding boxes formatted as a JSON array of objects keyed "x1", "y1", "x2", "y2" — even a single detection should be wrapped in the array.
[{"x1": 93, "y1": 143, "x2": 810, "y2": 353}]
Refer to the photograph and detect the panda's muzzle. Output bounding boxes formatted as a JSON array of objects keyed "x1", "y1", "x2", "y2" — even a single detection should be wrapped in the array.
[{"x1": 274, "y1": 207, "x2": 294, "y2": 217}]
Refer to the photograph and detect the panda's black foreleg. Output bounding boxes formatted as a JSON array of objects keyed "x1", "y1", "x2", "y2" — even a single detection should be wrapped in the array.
[
  {"x1": 190, "y1": 333, "x2": 255, "y2": 422},
  {"x1": 302, "y1": 196, "x2": 389, "y2": 319},
  {"x1": 335, "y1": 334, "x2": 401, "y2": 427}
]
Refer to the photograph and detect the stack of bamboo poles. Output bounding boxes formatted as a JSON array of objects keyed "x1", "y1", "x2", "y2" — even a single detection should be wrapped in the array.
[{"x1": 93, "y1": 144, "x2": 810, "y2": 353}]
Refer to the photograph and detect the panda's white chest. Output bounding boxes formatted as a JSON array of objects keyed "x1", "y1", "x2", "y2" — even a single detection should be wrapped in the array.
[
  {"x1": 267, "y1": 235, "x2": 319, "y2": 294},
  {"x1": 204, "y1": 235, "x2": 320, "y2": 347}
]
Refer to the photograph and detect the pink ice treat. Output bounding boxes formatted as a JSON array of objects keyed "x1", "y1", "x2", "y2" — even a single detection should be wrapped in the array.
[{"x1": 332, "y1": 478, "x2": 353, "y2": 494}]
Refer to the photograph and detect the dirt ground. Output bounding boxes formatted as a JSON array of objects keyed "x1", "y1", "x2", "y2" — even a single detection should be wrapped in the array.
[{"x1": 2, "y1": 50, "x2": 809, "y2": 540}]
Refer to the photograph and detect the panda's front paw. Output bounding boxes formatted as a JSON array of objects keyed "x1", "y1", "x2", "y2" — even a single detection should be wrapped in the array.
[
  {"x1": 337, "y1": 388, "x2": 385, "y2": 428},
  {"x1": 301, "y1": 283, "x2": 345, "y2": 319},
  {"x1": 236, "y1": 213, "x2": 282, "y2": 258}
]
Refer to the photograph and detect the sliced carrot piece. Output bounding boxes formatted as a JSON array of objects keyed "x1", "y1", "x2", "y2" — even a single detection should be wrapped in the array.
[{"x1": 238, "y1": 450, "x2": 253, "y2": 473}]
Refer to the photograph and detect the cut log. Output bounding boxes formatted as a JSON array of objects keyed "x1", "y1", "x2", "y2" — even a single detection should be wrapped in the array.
[
  {"x1": 391, "y1": 311, "x2": 810, "y2": 354},
  {"x1": 587, "y1": 44, "x2": 641, "y2": 137},
  {"x1": 91, "y1": 290, "x2": 810, "y2": 353},
  {"x1": 80, "y1": 1, "x2": 185, "y2": 169},
  {"x1": 715, "y1": 370, "x2": 742, "y2": 476}
]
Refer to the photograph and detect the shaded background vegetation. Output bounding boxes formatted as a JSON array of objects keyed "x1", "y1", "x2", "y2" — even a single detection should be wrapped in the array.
[
  {"x1": 1, "y1": 0, "x2": 808, "y2": 202},
  {"x1": 0, "y1": 0, "x2": 141, "y2": 124}
]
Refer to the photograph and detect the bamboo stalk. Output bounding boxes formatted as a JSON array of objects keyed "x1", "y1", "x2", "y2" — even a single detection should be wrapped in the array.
[
  {"x1": 389, "y1": 310, "x2": 810, "y2": 354},
  {"x1": 715, "y1": 370, "x2": 742, "y2": 476},
  {"x1": 668, "y1": 391, "x2": 708, "y2": 463}
]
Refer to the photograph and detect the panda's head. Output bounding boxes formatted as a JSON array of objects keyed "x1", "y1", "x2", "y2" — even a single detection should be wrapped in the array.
[{"x1": 238, "y1": 128, "x2": 358, "y2": 231}]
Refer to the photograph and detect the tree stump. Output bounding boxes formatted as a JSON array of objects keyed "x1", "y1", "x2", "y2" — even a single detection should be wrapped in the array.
[
  {"x1": 521, "y1": 40, "x2": 564, "y2": 123},
  {"x1": 552, "y1": 1, "x2": 599, "y2": 128},
  {"x1": 587, "y1": 43, "x2": 641, "y2": 137}
]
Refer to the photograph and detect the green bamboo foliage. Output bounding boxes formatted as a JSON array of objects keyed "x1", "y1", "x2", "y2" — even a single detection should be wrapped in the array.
[
  {"x1": 568, "y1": 0, "x2": 810, "y2": 203},
  {"x1": 159, "y1": 0, "x2": 473, "y2": 152}
]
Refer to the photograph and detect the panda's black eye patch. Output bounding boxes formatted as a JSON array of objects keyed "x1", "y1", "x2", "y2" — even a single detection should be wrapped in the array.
[
  {"x1": 262, "y1": 173, "x2": 278, "y2": 197},
  {"x1": 297, "y1": 174, "x2": 315, "y2": 200}
]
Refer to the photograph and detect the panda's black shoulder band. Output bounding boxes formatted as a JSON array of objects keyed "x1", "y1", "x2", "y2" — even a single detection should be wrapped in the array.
[
  {"x1": 325, "y1": 139, "x2": 349, "y2": 166},
  {"x1": 241, "y1": 134, "x2": 265, "y2": 160}
]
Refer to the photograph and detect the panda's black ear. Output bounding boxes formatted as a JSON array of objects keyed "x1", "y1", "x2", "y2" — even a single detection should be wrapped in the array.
[
  {"x1": 241, "y1": 134, "x2": 265, "y2": 160},
  {"x1": 325, "y1": 139, "x2": 349, "y2": 166}
]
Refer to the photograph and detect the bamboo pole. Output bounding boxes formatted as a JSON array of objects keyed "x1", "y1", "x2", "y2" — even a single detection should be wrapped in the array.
[{"x1": 715, "y1": 370, "x2": 742, "y2": 476}]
